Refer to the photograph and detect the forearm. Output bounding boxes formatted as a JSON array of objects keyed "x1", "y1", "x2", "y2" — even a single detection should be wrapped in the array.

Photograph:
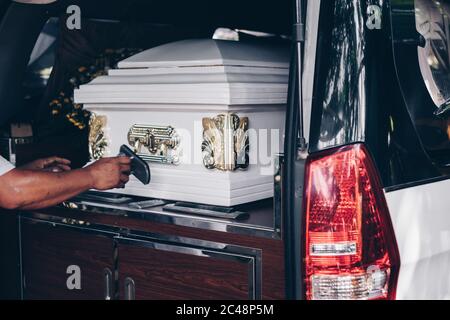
[
  {"x1": 0, "y1": 168, "x2": 94, "y2": 210},
  {"x1": 18, "y1": 182, "x2": 89, "y2": 211}
]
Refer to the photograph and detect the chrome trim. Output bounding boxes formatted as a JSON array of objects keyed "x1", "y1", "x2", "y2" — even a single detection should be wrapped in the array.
[
  {"x1": 103, "y1": 268, "x2": 113, "y2": 300},
  {"x1": 20, "y1": 215, "x2": 123, "y2": 237},
  {"x1": 66, "y1": 200, "x2": 280, "y2": 240},
  {"x1": 20, "y1": 214, "x2": 263, "y2": 258},
  {"x1": 124, "y1": 277, "x2": 135, "y2": 300},
  {"x1": 125, "y1": 230, "x2": 262, "y2": 256}
]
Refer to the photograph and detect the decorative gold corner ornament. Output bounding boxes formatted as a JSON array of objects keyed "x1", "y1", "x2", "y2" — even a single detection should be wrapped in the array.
[
  {"x1": 88, "y1": 113, "x2": 108, "y2": 160},
  {"x1": 127, "y1": 125, "x2": 180, "y2": 164},
  {"x1": 202, "y1": 113, "x2": 249, "y2": 171}
]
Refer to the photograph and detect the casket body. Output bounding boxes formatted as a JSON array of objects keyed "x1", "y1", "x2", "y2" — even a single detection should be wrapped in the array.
[{"x1": 76, "y1": 39, "x2": 288, "y2": 206}]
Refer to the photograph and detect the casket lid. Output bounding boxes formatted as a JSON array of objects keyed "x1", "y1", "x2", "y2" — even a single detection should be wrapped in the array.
[
  {"x1": 75, "y1": 39, "x2": 289, "y2": 106},
  {"x1": 118, "y1": 39, "x2": 289, "y2": 69}
]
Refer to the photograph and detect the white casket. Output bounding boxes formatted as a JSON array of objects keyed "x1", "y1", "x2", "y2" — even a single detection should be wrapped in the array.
[{"x1": 75, "y1": 39, "x2": 289, "y2": 206}]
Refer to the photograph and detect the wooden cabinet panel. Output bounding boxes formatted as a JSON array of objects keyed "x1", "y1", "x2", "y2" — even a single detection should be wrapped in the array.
[
  {"x1": 20, "y1": 215, "x2": 270, "y2": 300},
  {"x1": 117, "y1": 238, "x2": 258, "y2": 300},
  {"x1": 34, "y1": 205, "x2": 285, "y2": 299},
  {"x1": 21, "y1": 219, "x2": 115, "y2": 300}
]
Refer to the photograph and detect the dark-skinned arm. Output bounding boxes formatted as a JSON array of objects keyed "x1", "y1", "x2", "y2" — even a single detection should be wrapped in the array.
[{"x1": 0, "y1": 157, "x2": 131, "y2": 210}]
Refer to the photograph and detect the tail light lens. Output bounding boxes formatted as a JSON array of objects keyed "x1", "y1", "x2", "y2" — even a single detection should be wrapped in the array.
[{"x1": 303, "y1": 144, "x2": 400, "y2": 300}]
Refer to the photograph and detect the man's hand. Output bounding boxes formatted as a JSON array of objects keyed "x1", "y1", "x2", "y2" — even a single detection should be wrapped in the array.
[
  {"x1": 0, "y1": 156, "x2": 132, "y2": 210},
  {"x1": 21, "y1": 157, "x2": 72, "y2": 172},
  {"x1": 86, "y1": 156, "x2": 131, "y2": 190}
]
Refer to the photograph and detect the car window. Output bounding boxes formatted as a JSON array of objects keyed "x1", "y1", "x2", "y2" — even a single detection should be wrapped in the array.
[
  {"x1": 414, "y1": 0, "x2": 450, "y2": 168},
  {"x1": 416, "y1": 0, "x2": 450, "y2": 111}
]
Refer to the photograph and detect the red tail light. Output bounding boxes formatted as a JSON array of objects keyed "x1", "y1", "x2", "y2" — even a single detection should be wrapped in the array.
[{"x1": 303, "y1": 144, "x2": 400, "y2": 300}]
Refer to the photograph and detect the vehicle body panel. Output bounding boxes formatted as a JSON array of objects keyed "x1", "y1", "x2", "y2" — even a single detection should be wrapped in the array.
[{"x1": 385, "y1": 178, "x2": 450, "y2": 299}]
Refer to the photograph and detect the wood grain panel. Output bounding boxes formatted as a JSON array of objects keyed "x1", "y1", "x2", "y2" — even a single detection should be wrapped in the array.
[
  {"x1": 117, "y1": 242, "x2": 250, "y2": 300},
  {"x1": 21, "y1": 219, "x2": 114, "y2": 300},
  {"x1": 30, "y1": 207, "x2": 286, "y2": 299}
]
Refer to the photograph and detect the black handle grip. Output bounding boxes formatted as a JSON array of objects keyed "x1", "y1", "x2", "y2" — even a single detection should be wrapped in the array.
[{"x1": 119, "y1": 145, "x2": 151, "y2": 185}]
